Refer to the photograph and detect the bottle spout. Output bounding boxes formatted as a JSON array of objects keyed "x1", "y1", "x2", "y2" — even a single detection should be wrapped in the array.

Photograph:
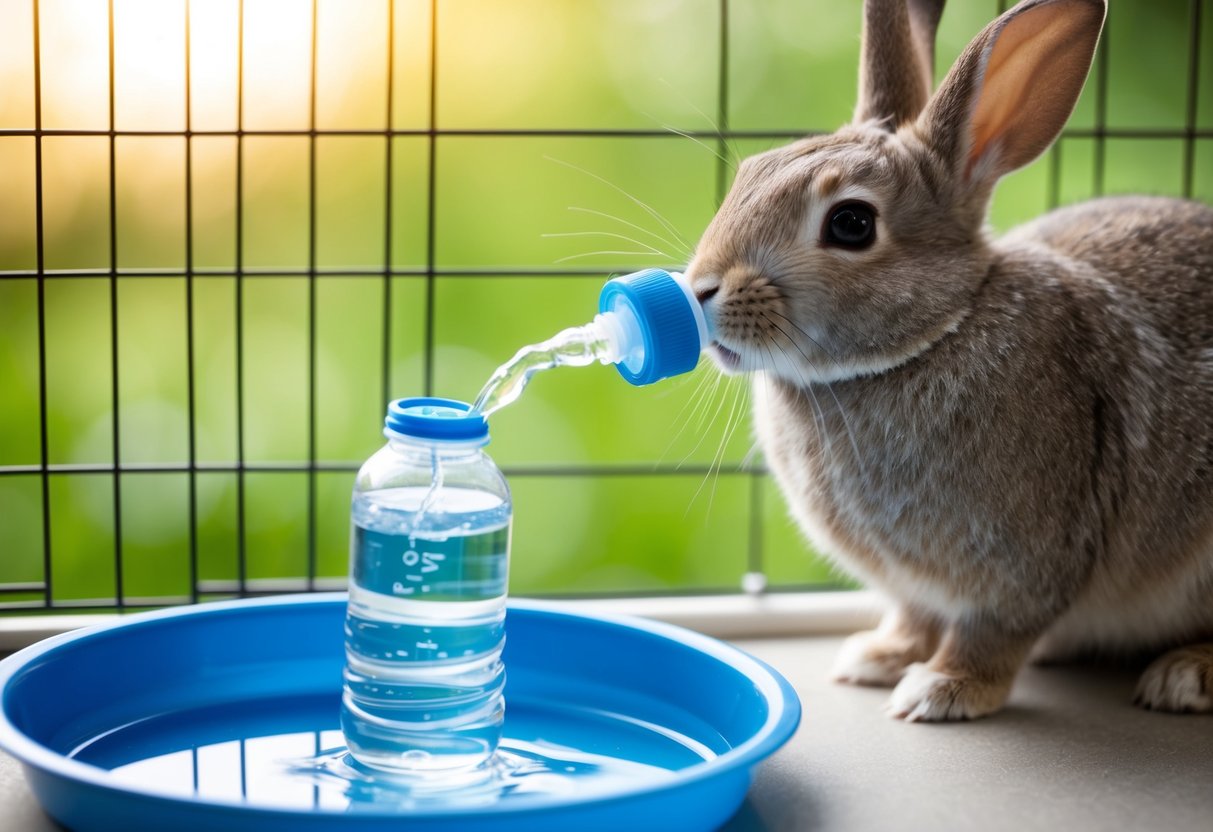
[{"x1": 597, "y1": 269, "x2": 709, "y2": 387}]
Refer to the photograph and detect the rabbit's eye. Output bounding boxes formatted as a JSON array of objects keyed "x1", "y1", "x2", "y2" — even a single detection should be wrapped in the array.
[{"x1": 824, "y1": 202, "x2": 876, "y2": 249}]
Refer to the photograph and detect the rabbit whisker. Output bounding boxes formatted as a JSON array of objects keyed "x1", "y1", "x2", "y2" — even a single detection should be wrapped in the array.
[
  {"x1": 740, "y1": 437, "x2": 762, "y2": 471},
  {"x1": 683, "y1": 374, "x2": 734, "y2": 516},
  {"x1": 767, "y1": 309, "x2": 850, "y2": 369},
  {"x1": 764, "y1": 338, "x2": 837, "y2": 475},
  {"x1": 744, "y1": 372, "x2": 772, "y2": 472},
  {"x1": 713, "y1": 381, "x2": 751, "y2": 516},
  {"x1": 691, "y1": 377, "x2": 746, "y2": 520},
  {"x1": 764, "y1": 311, "x2": 868, "y2": 463},
  {"x1": 653, "y1": 77, "x2": 744, "y2": 171},
  {"x1": 552, "y1": 249, "x2": 667, "y2": 265},
  {"x1": 542, "y1": 231, "x2": 668, "y2": 259},
  {"x1": 657, "y1": 122, "x2": 736, "y2": 171},
  {"x1": 764, "y1": 314, "x2": 869, "y2": 483},
  {"x1": 677, "y1": 369, "x2": 728, "y2": 470},
  {"x1": 566, "y1": 206, "x2": 687, "y2": 263},
  {"x1": 544, "y1": 156, "x2": 693, "y2": 259},
  {"x1": 658, "y1": 363, "x2": 718, "y2": 466}
]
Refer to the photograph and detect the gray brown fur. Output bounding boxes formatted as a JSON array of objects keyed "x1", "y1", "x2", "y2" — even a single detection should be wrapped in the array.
[{"x1": 687, "y1": 0, "x2": 1213, "y2": 719}]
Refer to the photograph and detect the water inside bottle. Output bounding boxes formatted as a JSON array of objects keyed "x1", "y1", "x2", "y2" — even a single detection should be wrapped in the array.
[
  {"x1": 342, "y1": 486, "x2": 509, "y2": 780},
  {"x1": 470, "y1": 323, "x2": 612, "y2": 418}
]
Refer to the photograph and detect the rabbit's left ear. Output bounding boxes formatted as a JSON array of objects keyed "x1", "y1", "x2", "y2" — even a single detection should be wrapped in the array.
[
  {"x1": 917, "y1": 0, "x2": 1105, "y2": 188},
  {"x1": 854, "y1": 0, "x2": 947, "y2": 129}
]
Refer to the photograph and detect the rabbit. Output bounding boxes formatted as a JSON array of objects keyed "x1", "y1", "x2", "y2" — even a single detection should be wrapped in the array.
[{"x1": 685, "y1": 0, "x2": 1213, "y2": 721}]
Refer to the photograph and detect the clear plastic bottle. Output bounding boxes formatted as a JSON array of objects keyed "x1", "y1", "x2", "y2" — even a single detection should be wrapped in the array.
[{"x1": 341, "y1": 397, "x2": 511, "y2": 780}]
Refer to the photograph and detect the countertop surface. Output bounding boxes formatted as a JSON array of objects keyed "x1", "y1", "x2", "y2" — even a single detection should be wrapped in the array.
[{"x1": 3, "y1": 634, "x2": 1212, "y2": 831}]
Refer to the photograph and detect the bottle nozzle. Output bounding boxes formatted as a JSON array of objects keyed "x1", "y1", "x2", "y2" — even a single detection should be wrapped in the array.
[{"x1": 597, "y1": 269, "x2": 709, "y2": 386}]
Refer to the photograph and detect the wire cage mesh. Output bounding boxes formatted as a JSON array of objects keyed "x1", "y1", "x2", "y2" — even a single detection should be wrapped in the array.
[{"x1": 0, "y1": 0, "x2": 1209, "y2": 612}]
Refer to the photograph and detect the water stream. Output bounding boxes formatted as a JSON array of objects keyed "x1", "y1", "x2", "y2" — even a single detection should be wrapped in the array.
[{"x1": 470, "y1": 323, "x2": 613, "y2": 418}]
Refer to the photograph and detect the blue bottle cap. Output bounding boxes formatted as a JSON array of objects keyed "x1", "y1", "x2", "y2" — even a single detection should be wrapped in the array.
[
  {"x1": 384, "y1": 397, "x2": 489, "y2": 444},
  {"x1": 598, "y1": 269, "x2": 703, "y2": 386}
]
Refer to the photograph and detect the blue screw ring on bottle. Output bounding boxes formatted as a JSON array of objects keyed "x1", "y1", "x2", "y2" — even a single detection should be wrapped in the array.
[
  {"x1": 599, "y1": 269, "x2": 702, "y2": 386},
  {"x1": 384, "y1": 397, "x2": 489, "y2": 444}
]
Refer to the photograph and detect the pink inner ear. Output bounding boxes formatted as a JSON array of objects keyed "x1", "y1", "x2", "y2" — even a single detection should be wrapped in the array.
[{"x1": 966, "y1": 1, "x2": 1101, "y2": 181}]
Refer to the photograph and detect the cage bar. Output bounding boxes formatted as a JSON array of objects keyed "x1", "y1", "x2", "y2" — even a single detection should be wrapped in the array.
[
  {"x1": 1182, "y1": 0, "x2": 1203, "y2": 199},
  {"x1": 422, "y1": 0, "x2": 438, "y2": 397},
  {"x1": 380, "y1": 0, "x2": 395, "y2": 414},
  {"x1": 235, "y1": 0, "x2": 247, "y2": 599},
  {"x1": 184, "y1": 0, "x2": 199, "y2": 604},
  {"x1": 0, "y1": 462, "x2": 766, "y2": 478},
  {"x1": 106, "y1": 0, "x2": 124, "y2": 609},
  {"x1": 307, "y1": 0, "x2": 319, "y2": 592},
  {"x1": 3, "y1": 126, "x2": 1207, "y2": 140},
  {"x1": 32, "y1": 0, "x2": 52, "y2": 609}
]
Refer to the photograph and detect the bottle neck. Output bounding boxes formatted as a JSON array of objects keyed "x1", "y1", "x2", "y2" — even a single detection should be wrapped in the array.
[
  {"x1": 385, "y1": 432, "x2": 486, "y2": 461},
  {"x1": 671, "y1": 270, "x2": 712, "y2": 346}
]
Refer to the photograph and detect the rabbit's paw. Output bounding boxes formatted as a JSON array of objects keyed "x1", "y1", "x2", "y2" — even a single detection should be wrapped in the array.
[
  {"x1": 884, "y1": 663, "x2": 1008, "y2": 722},
  {"x1": 1134, "y1": 644, "x2": 1213, "y2": 713},
  {"x1": 830, "y1": 629, "x2": 920, "y2": 687}
]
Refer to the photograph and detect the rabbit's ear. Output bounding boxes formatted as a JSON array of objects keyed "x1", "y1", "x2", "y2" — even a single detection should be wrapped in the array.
[
  {"x1": 917, "y1": 0, "x2": 1105, "y2": 188},
  {"x1": 854, "y1": 0, "x2": 946, "y2": 129}
]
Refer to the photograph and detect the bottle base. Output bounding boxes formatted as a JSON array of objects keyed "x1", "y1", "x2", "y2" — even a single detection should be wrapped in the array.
[
  {"x1": 342, "y1": 746, "x2": 499, "y2": 791},
  {"x1": 340, "y1": 705, "x2": 502, "y2": 783}
]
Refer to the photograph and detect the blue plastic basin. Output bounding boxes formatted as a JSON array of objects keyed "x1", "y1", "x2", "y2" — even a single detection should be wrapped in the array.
[{"x1": 0, "y1": 594, "x2": 800, "y2": 831}]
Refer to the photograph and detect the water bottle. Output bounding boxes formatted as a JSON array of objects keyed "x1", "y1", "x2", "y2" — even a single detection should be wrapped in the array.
[{"x1": 341, "y1": 397, "x2": 511, "y2": 778}]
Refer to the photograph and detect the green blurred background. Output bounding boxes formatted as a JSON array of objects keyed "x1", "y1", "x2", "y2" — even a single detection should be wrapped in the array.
[{"x1": 0, "y1": 0, "x2": 1209, "y2": 608}]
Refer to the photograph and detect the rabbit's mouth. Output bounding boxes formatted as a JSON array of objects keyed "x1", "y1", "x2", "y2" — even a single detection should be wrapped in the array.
[{"x1": 709, "y1": 342, "x2": 744, "y2": 373}]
